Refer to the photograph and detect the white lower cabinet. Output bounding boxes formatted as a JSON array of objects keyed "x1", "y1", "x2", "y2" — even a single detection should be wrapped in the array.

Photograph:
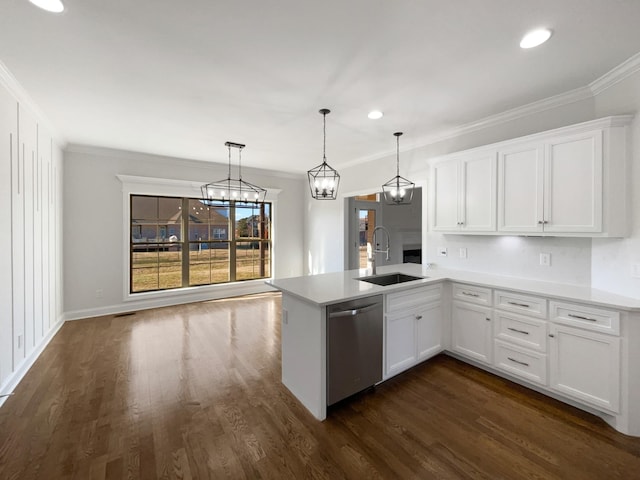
[
  {"x1": 378, "y1": 280, "x2": 633, "y2": 435},
  {"x1": 451, "y1": 301, "x2": 492, "y2": 364},
  {"x1": 386, "y1": 308, "x2": 419, "y2": 376},
  {"x1": 384, "y1": 286, "x2": 443, "y2": 379},
  {"x1": 417, "y1": 302, "x2": 443, "y2": 362},
  {"x1": 549, "y1": 323, "x2": 621, "y2": 413},
  {"x1": 494, "y1": 340, "x2": 547, "y2": 385}
]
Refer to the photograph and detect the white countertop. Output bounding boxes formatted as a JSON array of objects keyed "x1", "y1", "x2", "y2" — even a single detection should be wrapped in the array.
[{"x1": 266, "y1": 264, "x2": 640, "y2": 311}]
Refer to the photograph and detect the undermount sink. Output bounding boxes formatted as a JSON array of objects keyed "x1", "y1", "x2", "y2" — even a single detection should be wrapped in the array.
[{"x1": 357, "y1": 273, "x2": 426, "y2": 286}]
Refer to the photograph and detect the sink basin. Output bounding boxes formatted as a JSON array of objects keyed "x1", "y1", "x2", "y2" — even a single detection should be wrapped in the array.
[{"x1": 357, "y1": 273, "x2": 426, "y2": 286}]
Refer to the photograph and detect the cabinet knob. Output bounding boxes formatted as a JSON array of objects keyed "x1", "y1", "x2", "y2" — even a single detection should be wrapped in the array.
[
  {"x1": 538, "y1": 220, "x2": 543, "y2": 224},
  {"x1": 415, "y1": 315, "x2": 423, "y2": 320},
  {"x1": 485, "y1": 317, "x2": 491, "y2": 322}
]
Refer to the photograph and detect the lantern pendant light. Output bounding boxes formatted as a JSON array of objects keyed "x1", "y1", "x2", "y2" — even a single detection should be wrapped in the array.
[
  {"x1": 307, "y1": 108, "x2": 340, "y2": 200},
  {"x1": 382, "y1": 132, "x2": 414, "y2": 205},
  {"x1": 201, "y1": 141, "x2": 267, "y2": 205}
]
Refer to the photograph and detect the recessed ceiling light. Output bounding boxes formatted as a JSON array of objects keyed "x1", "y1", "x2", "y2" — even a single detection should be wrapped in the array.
[
  {"x1": 28, "y1": 0, "x2": 64, "y2": 13},
  {"x1": 520, "y1": 28, "x2": 552, "y2": 49},
  {"x1": 368, "y1": 110, "x2": 384, "y2": 120}
]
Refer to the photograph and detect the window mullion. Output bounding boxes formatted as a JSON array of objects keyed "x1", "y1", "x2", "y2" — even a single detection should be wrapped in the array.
[
  {"x1": 229, "y1": 202, "x2": 236, "y2": 281},
  {"x1": 181, "y1": 197, "x2": 189, "y2": 287}
]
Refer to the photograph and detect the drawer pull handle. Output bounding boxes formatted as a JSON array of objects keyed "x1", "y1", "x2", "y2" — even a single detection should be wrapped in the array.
[
  {"x1": 507, "y1": 301, "x2": 530, "y2": 308},
  {"x1": 462, "y1": 292, "x2": 480, "y2": 297},
  {"x1": 568, "y1": 313, "x2": 597, "y2": 322},
  {"x1": 507, "y1": 357, "x2": 530, "y2": 367},
  {"x1": 507, "y1": 327, "x2": 530, "y2": 335},
  {"x1": 415, "y1": 315, "x2": 423, "y2": 320}
]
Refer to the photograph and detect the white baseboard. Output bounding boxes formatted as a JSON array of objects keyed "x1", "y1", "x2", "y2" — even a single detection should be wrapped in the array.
[
  {"x1": 64, "y1": 282, "x2": 277, "y2": 321},
  {"x1": 0, "y1": 315, "x2": 65, "y2": 408}
]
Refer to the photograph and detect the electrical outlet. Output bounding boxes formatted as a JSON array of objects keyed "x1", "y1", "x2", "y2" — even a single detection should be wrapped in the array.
[
  {"x1": 17, "y1": 335, "x2": 22, "y2": 348},
  {"x1": 95, "y1": 289, "x2": 103, "y2": 298},
  {"x1": 539, "y1": 253, "x2": 551, "y2": 267},
  {"x1": 282, "y1": 309, "x2": 288, "y2": 325},
  {"x1": 459, "y1": 248, "x2": 467, "y2": 259},
  {"x1": 632, "y1": 264, "x2": 640, "y2": 278},
  {"x1": 438, "y1": 247, "x2": 448, "y2": 257}
]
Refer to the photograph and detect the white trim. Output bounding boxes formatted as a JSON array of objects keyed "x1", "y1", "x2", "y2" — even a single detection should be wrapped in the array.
[
  {"x1": 0, "y1": 60, "x2": 65, "y2": 147},
  {"x1": 118, "y1": 174, "x2": 280, "y2": 305},
  {"x1": 339, "y1": 52, "x2": 640, "y2": 171},
  {"x1": 65, "y1": 282, "x2": 277, "y2": 321},
  {"x1": 590, "y1": 51, "x2": 640, "y2": 96},
  {"x1": 338, "y1": 86, "x2": 593, "y2": 171},
  {"x1": 0, "y1": 316, "x2": 64, "y2": 408},
  {"x1": 425, "y1": 115, "x2": 635, "y2": 166},
  {"x1": 69, "y1": 144, "x2": 303, "y2": 180}
]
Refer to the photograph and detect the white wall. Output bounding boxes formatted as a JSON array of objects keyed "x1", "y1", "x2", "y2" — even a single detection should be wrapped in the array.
[
  {"x1": 63, "y1": 146, "x2": 305, "y2": 318},
  {"x1": 304, "y1": 66, "x2": 640, "y2": 297},
  {"x1": 591, "y1": 71, "x2": 640, "y2": 297},
  {"x1": 0, "y1": 74, "x2": 64, "y2": 401}
]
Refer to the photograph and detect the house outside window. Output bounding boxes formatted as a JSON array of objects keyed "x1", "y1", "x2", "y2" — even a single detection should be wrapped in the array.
[{"x1": 130, "y1": 195, "x2": 272, "y2": 293}]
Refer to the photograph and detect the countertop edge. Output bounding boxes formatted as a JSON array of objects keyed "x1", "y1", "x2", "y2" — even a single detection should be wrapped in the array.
[{"x1": 266, "y1": 265, "x2": 640, "y2": 312}]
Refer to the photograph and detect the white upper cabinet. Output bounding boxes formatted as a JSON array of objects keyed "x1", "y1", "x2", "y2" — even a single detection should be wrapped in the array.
[
  {"x1": 497, "y1": 143, "x2": 544, "y2": 233},
  {"x1": 432, "y1": 151, "x2": 497, "y2": 232},
  {"x1": 431, "y1": 116, "x2": 632, "y2": 237},
  {"x1": 543, "y1": 131, "x2": 602, "y2": 233}
]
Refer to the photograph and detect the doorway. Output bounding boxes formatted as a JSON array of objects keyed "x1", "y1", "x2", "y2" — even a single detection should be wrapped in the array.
[{"x1": 346, "y1": 189, "x2": 422, "y2": 271}]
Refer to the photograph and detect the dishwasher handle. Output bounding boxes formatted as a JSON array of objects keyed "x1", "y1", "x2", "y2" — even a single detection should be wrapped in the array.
[{"x1": 328, "y1": 302, "x2": 381, "y2": 318}]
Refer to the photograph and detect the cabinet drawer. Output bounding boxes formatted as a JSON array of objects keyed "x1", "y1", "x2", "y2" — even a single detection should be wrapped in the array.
[
  {"x1": 494, "y1": 340, "x2": 548, "y2": 386},
  {"x1": 494, "y1": 290, "x2": 547, "y2": 318},
  {"x1": 386, "y1": 285, "x2": 441, "y2": 313},
  {"x1": 495, "y1": 311, "x2": 547, "y2": 352},
  {"x1": 452, "y1": 283, "x2": 492, "y2": 306},
  {"x1": 550, "y1": 301, "x2": 619, "y2": 336}
]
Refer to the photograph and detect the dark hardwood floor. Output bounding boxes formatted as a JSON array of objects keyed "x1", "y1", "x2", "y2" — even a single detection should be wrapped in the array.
[{"x1": 1, "y1": 292, "x2": 639, "y2": 479}]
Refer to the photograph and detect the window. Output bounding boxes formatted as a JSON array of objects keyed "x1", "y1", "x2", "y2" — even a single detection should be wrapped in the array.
[{"x1": 130, "y1": 195, "x2": 272, "y2": 293}]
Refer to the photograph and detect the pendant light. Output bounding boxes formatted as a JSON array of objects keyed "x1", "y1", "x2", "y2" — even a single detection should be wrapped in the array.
[
  {"x1": 307, "y1": 108, "x2": 340, "y2": 200},
  {"x1": 201, "y1": 141, "x2": 267, "y2": 205},
  {"x1": 382, "y1": 132, "x2": 414, "y2": 205}
]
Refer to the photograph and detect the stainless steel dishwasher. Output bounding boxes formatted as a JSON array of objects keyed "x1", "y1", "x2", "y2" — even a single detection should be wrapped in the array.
[{"x1": 327, "y1": 295, "x2": 383, "y2": 406}]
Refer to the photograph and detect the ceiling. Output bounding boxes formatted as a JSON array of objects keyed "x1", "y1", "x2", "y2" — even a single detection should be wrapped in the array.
[{"x1": 1, "y1": 0, "x2": 640, "y2": 173}]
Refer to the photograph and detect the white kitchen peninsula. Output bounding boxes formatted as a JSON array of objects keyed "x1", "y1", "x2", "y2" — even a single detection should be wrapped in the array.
[{"x1": 267, "y1": 264, "x2": 640, "y2": 436}]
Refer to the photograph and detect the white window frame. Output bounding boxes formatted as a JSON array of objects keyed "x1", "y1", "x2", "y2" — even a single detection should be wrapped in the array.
[{"x1": 117, "y1": 175, "x2": 280, "y2": 303}]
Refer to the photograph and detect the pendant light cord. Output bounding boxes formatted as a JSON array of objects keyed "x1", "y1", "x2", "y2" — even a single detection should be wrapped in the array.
[
  {"x1": 322, "y1": 111, "x2": 327, "y2": 164},
  {"x1": 396, "y1": 134, "x2": 400, "y2": 177}
]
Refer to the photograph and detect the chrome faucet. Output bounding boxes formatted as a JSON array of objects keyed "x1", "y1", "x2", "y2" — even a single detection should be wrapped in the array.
[{"x1": 368, "y1": 226, "x2": 390, "y2": 275}]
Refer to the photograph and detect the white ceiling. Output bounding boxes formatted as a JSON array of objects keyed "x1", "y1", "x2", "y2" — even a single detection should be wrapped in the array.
[{"x1": 1, "y1": 0, "x2": 640, "y2": 173}]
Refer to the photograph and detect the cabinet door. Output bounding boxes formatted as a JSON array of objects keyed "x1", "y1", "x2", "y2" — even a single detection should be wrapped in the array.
[
  {"x1": 0, "y1": 86, "x2": 16, "y2": 385},
  {"x1": 385, "y1": 310, "x2": 417, "y2": 378},
  {"x1": 451, "y1": 302, "x2": 493, "y2": 364},
  {"x1": 544, "y1": 131, "x2": 602, "y2": 233},
  {"x1": 497, "y1": 144, "x2": 544, "y2": 233},
  {"x1": 549, "y1": 324, "x2": 620, "y2": 413},
  {"x1": 416, "y1": 302, "x2": 443, "y2": 361},
  {"x1": 460, "y1": 153, "x2": 496, "y2": 231},
  {"x1": 432, "y1": 159, "x2": 460, "y2": 231}
]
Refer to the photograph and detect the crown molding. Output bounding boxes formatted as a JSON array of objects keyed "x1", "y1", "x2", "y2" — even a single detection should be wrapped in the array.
[
  {"x1": 339, "y1": 85, "x2": 594, "y2": 172},
  {"x1": 65, "y1": 143, "x2": 304, "y2": 180},
  {"x1": 590, "y1": 51, "x2": 640, "y2": 96},
  {"x1": 0, "y1": 59, "x2": 65, "y2": 145},
  {"x1": 341, "y1": 51, "x2": 640, "y2": 171}
]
